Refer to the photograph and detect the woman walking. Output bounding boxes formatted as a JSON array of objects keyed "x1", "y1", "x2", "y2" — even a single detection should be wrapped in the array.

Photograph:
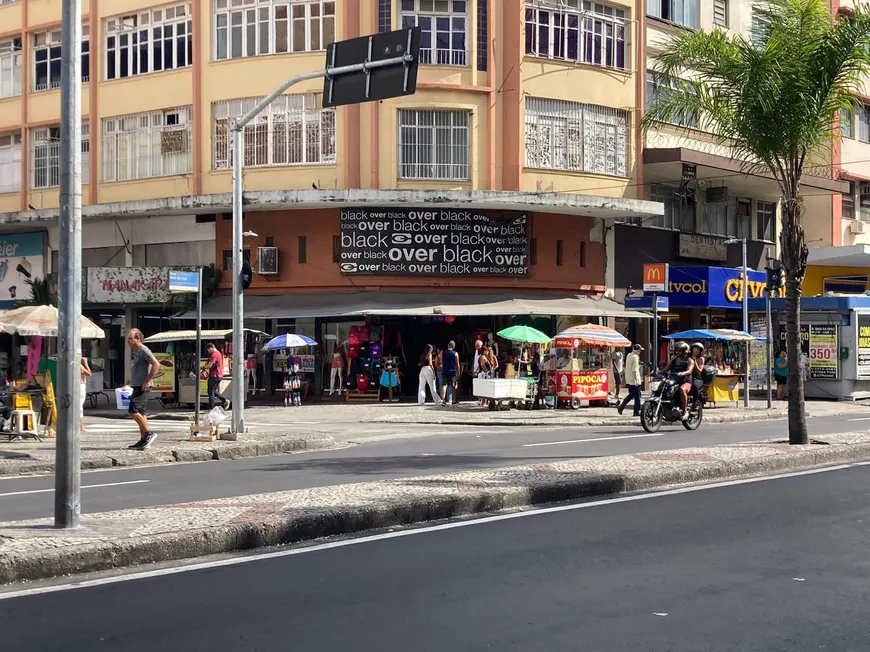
[
  {"x1": 775, "y1": 349, "x2": 788, "y2": 400},
  {"x1": 80, "y1": 357, "x2": 91, "y2": 432},
  {"x1": 441, "y1": 340, "x2": 460, "y2": 406},
  {"x1": 418, "y1": 344, "x2": 439, "y2": 405}
]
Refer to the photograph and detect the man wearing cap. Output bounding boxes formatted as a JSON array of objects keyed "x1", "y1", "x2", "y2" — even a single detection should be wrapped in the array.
[{"x1": 617, "y1": 343, "x2": 644, "y2": 417}]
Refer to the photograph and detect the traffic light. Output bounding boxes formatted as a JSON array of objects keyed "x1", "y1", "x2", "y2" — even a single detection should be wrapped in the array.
[{"x1": 766, "y1": 259, "x2": 783, "y2": 291}]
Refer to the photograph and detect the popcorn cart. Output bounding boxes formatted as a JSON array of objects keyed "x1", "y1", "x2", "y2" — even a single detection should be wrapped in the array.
[{"x1": 543, "y1": 324, "x2": 630, "y2": 409}]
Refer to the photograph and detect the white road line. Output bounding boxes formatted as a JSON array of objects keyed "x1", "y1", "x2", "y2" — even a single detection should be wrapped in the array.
[
  {"x1": 523, "y1": 432, "x2": 666, "y2": 447},
  {"x1": 847, "y1": 417, "x2": 870, "y2": 422},
  {"x1": 0, "y1": 479, "x2": 149, "y2": 498},
  {"x1": 2, "y1": 461, "x2": 868, "y2": 599}
]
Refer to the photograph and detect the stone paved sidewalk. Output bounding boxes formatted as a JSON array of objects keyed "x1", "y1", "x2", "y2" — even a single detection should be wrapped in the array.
[{"x1": 1, "y1": 430, "x2": 869, "y2": 584}]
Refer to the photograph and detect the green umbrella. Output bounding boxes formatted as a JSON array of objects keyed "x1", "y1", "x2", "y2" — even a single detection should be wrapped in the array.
[{"x1": 497, "y1": 324, "x2": 551, "y2": 344}]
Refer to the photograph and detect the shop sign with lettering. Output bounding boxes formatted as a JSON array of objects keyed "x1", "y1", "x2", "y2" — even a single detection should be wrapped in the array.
[
  {"x1": 338, "y1": 208, "x2": 529, "y2": 276},
  {"x1": 678, "y1": 234, "x2": 727, "y2": 261},
  {"x1": 86, "y1": 266, "x2": 196, "y2": 304},
  {"x1": 858, "y1": 314, "x2": 870, "y2": 378}
]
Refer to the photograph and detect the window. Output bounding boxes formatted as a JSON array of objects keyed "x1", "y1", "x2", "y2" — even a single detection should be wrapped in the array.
[
  {"x1": 756, "y1": 201, "x2": 776, "y2": 241},
  {"x1": 750, "y1": 9, "x2": 768, "y2": 48},
  {"x1": 525, "y1": 97, "x2": 629, "y2": 177},
  {"x1": 213, "y1": 93, "x2": 336, "y2": 169},
  {"x1": 842, "y1": 108, "x2": 854, "y2": 139},
  {"x1": 105, "y1": 3, "x2": 192, "y2": 80},
  {"x1": 378, "y1": 0, "x2": 392, "y2": 33},
  {"x1": 398, "y1": 109, "x2": 470, "y2": 180},
  {"x1": 530, "y1": 238, "x2": 537, "y2": 265},
  {"x1": 477, "y1": 0, "x2": 487, "y2": 71},
  {"x1": 0, "y1": 38, "x2": 22, "y2": 99},
  {"x1": 332, "y1": 235, "x2": 340, "y2": 263},
  {"x1": 579, "y1": 241, "x2": 586, "y2": 267},
  {"x1": 33, "y1": 26, "x2": 89, "y2": 91},
  {"x1": 298, "y1": 236, "x2": 307, "y2": 264},
  {"x1": 713, "y1": 0, "x2": 728, "y2": 27},
  {"x1": 214, "y1": 0, "x2": 335, "y2": 60},
  {"x1": 859, "y1": 105, "x2": 870, "y2": 143},
  {"x1": 702, "y1": 198, "x2": 744, "y2": 238},
  {"x1": 222, "y1": 249, "x2": 232, "y2": 269},
  {"x1": 843, "y1": 181, "x2": 855, "y2": 219},
  {"x1": 860, "y1": 182, "x2": 870, "y2": 221},
  {"x1": 647, "y1": 70, "x2": 699, "y2": 129},
  {"x1": 400, "y1": 0, "x2": 468, "y2": 67},
  {"x1": 525, "y1": 0, "x2": 627, "y2": 71},
  {"x1": 556, "y1": 239, "x2": 564, "y2": 266},
  {"x1": 648, "y1": 0, "x2": 698, "y2": 28},
  {"x1": 102, "y1": 106, "x2": 193, "y2": 182},
  {"x1": 0, "y1": 132, "x2": 22, "y2": 194},
  {"x1": 31, "y1": 122, "x2": 90, "y2": 189},
  {"x1": 649, "y1": 183, "x2": 693, "y2": 230}
]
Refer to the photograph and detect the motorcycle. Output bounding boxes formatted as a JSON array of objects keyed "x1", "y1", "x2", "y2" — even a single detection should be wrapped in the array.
[{"x1": 640, "y1": 374, "x2": 705, "y2": 433}]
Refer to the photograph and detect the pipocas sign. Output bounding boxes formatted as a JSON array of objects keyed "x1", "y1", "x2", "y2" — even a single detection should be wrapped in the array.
[{"x1": 339, "y1": 208, "x2": 529, "y2": 276}]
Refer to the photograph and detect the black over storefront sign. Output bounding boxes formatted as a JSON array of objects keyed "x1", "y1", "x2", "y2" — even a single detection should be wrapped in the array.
[{"x1": 339, "y1": 208, "x2": 529, "y2": 276}]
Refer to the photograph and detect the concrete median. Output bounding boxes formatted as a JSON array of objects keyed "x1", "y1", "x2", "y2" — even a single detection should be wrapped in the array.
[{"x1": 1, "y1": 431, "x2": 869, "y2": 585}]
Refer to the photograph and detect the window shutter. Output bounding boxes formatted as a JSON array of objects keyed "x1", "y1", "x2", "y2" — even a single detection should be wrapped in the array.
[
  {"x1": 476, "y1": 0, "x2": 488, "y2": 71},
  {"x1": 378, "y1": 0, "x2": 391, "y2": 33},
  {"x1": 713, "y1": 0, "x2": 727, "y2": 27}
]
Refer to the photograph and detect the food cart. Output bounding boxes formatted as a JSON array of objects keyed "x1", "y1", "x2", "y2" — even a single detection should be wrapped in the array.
[
  {"x1": 142, "y1": 328, "x2": 269, "y2": 407},
  {"x1": 544, "y1": 324, "x2": 630, "y2": 409},
  {"x1": 661, "y1": 328, "x2": 758, "y2": 406}
]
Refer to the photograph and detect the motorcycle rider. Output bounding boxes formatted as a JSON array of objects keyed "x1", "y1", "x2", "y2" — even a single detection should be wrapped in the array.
[
  {"x1": 689, "y1": 342, "x2": 706, "y2": 402},
  {"x1": 660, "y1": 341, "x2": 694, "y2": 420}
]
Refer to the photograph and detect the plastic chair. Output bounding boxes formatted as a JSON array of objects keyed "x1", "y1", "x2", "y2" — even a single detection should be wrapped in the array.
[{"x1": 10, "y1": 409, "x2": 39, "y2": 438}]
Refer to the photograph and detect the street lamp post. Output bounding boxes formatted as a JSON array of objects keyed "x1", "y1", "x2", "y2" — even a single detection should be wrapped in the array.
[{"x1": 725, "y1": 237, "x2": 750, "y2": 409}]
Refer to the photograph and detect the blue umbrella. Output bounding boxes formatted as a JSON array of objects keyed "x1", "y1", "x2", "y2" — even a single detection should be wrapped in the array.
[{"x1": 262, "y1": 333, "x2": 317, "y2": 351}]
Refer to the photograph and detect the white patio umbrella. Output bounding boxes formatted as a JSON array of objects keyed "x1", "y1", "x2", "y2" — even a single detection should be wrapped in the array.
[{"x1": 0, "y1": 305, "x2": 105, "y2": 339}]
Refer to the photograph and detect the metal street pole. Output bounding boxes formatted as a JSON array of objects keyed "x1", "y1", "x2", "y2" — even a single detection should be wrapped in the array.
[
  {"x1": 741, "y1": 238, "x2": 749, "y2": 408},
  {"x1": 652, "y1": 294, "x2": 659, "y2": 374},
  {"x1": 227, "y1": 54, "x2": 413, "y2": 437},
  {"x1": 55, "y1": 0, "x2": 82, "y2": 529},
  {"x1": 766, "y1": 280, "x2": 773, "y2": 409},
  {"x1": 195, "y1": 267, "x2": 202, "y2": 427}
]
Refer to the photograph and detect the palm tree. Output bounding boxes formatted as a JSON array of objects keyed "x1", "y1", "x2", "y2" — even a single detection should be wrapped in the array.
[
  {"x1": 12, "y1": 276, "x2": 57, "y2": 308},
  {"x1": 641, "y1": 0, "x2": 870, "y2": 444}
]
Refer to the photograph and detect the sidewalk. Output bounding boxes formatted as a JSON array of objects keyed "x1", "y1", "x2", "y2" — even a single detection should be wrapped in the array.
[{"x1": 1, "y1": 430, "x2": 869, "y2": 584}]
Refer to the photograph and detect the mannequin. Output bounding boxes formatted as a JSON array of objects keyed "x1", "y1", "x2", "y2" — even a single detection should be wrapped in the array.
[
  {"x1": 245, "y1": 354, "x2": 258, "y2": 393},
  {"x1": 329, "y1": 340, "x2": 346, "y2": 395},
  {"x1": 486, "y1": 332, "x2": 498, "y2": 358}
]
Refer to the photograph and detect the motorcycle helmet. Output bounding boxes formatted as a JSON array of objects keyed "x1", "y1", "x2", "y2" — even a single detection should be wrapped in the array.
[
  {"x1": 690, "y1": 342, "x2": 705, "y2": 354},
  {"x1": 675, "y1": 341, "x2": 690, "y2": 353}
]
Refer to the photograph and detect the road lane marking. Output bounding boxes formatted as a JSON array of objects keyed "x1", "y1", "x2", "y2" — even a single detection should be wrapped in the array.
[
  {"x1": 0, "y1": 479, "x2": 149, "y2": 498},
  {"x1": 848, "y1": 417, "x2": 870, "y2": 422},
  {"x1": 523, "y1": 432, "x2": 666, "y2": 447},
  {"x1": 2, "y1": 461, "x2": 868, "y2": 599}
]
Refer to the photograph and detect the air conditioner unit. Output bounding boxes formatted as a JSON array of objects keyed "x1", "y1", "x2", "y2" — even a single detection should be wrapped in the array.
[
  {"x1": 258, "y1": 246, "x2": 278, "y2": 274},
  {"x1": 849, "y1": 221, "x2": 867, "y2": 235},
  {"x1": 705, "y1": 186, "x2": 728, "y2": 203}
]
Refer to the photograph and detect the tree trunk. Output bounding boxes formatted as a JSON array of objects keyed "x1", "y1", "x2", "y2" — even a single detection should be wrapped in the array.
[{"x1": 779, "y1": 195, "x2": 809, "y2": 445}]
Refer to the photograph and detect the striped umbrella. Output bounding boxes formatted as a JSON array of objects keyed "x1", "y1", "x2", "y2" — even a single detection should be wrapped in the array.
[{"x1": 553, "y1": 324, "x2": 631, "y2": 348}]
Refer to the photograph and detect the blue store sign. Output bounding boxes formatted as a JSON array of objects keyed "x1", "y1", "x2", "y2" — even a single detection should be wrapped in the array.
[{"x1": 626, "y1": 266, "x2": 784, "y2": 310}]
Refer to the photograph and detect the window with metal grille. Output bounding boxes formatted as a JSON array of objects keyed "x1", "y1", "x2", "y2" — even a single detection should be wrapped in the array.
[
  {"x1": 332, "y1": 235, "x2": 340, "y2": 263},
  {"x1": 400, "y1": 0, "x2": 468, "y2": 67},
  {"x1": 530, "y1": 238, "x2": 537, "y2": 265},
  {"x1": 649, "y1": 183, "x2": 693, "y2": 230},
  {"x1": 860, "y1": 182, "x2": 870, "y2": 221},
  {"x1": 378, "y1": 0, "x2": 392, "y2": 32},
  {"x1": 1, "y1": 0, "x2": 20, "y2": 4},
  {"x1": 648, "y1": 0, "x2": 698, "y2": 28},
  {"x1": 646, "y1": 70, "x2": 699, "y2": 129},
  {"x1": 476, "y1": 0, "x2": 487, "y2": 71},
  {"x1": 212, "y1": 94, "x2": 336, "y2": 169},
  {"x1": 0, "y1": 38, "x2": 22, "y2": 99},
  {"x1": 214, "y1": 0, "x2": 335, "y2": 60},
  {"x1": 0, "y1": 132, "x2": 22, "y2": 194},
  {"x1": 842, "y1": 108, "x2": 854, "y2": 139},
  {"x1": 756, "y1": 201, "x2": 776, "y2": 241},
  {"x1": 105, "y1": 3, "x2": 192, "y2": 80},
  {"x1": 31, "y1": 122, "x2": 90, "y2": 189},
  {"x1": 525, "y1": 97, "x2": 628, "y2": 177},
  {"x1": 525, "y1": 0, "x2": 627, "y2": 70},
  {"x1": 713, "y1": 0, "x2": 727, "y2": 27},
  {"x1": 579, "y1": 241, "x2": 586, "y2": 267},
  {"x1": 398, "y1": 109, "x2": 470, "y2": 181},
  {"x1": 298, "y1": 236, "x2": 307, "y2": 263},
  {"x1": 843, "y1": 182, "x2": 856, "y2": 220},
  {"x1": 750, "y1": 9, "x2": 768, "y2": 48},
  {"x1": 859, "y1": 106, "x2": 870, "y2": 143},
  {"x1": 102, "y1": 106, "x2": 193, "y2": 182},
  {"x1": 702, "y1": 197, "x2": 745, "y2": 238},
  {"x1": 556, "y1": 239, "x2": 564, "y2": 266},
  {"x1": 33, "y1": 26, "x2": 89, "y2": 91}
]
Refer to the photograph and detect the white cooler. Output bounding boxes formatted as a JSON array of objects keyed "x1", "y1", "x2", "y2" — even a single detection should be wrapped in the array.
[{"x1": 472, "y1": 378, "x2": 528, "y2": 400}]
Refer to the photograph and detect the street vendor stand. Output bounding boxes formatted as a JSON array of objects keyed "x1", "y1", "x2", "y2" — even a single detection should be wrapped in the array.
[
  {"x1": 662, "y1": 328, "x2": 757, "y2": 407},
  {"x1": 143, "y1": 328, "x2": 269, "y2": 407},
  {"x1": 544, "y1": 324, "x2": 630, "y2": 409}
]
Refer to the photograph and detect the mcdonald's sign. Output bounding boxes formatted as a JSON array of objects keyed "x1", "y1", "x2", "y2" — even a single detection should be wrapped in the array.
[{"x1": 643, "y1": 263, "x2": 669, "y2": 292}]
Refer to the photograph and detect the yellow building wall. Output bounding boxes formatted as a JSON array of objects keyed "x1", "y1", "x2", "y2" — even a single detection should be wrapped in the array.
[{"x1": 803, "y1": 265, "x2": 870, "y2": 296}]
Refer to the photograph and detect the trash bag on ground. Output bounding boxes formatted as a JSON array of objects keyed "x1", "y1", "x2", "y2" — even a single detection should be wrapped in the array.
[{"x1": 207, "y1": 406, "x2": 227, "y2": 425}]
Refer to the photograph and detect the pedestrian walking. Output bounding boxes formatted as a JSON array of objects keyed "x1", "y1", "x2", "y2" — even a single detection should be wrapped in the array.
[
  {"x1": 125, "y1": 328, "x2": 159, "y2": 450},
  {"x1": 205, "y1": 342, "x2": 228, "y2": 410},
  {"x1": 418, "y1": 344, "x2": 439, "y2": 404},
  {"x1": 617, "y1": 343, "x2": 643, "y2": 417},
  {"x1": 80, "y1": 357, "x2": 91, "y2": 433},
  {"x1": 441, "y1": 340, "x2": 460, "y2": 406},
  {"x1": 775, "y1": 349, "x2": 788, "y2": 400},
  {"x1": 612, "y1": 349, "x2": 624, "y2": 399},
  {"x1": 434, "y1": 347, "x2": 443, "y2": 395}
]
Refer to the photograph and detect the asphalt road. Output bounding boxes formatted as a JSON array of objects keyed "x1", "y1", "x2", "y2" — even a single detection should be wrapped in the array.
[
  {"x1": 2, "y1": 464, "x2": 869, "y2": 651},
  {"x1": 0, "y1": 412, "x2": 865, "y2": 522}
]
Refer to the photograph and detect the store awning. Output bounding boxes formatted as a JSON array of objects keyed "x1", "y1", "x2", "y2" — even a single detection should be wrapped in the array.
[
  {"x1": 178, "y1": 292, "x2": 652, "y2": 320},
  {"x1": 143, "y1": 328, "x2": 269, "y2": 343}
]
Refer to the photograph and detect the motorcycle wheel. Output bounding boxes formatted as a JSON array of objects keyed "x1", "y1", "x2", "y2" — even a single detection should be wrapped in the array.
[
  {"x1": 640, "y1": 400, "x2": 662, "y2": 433},
  {"x1": 683, "y1": 401, "x2": 703, "y2": 430}
]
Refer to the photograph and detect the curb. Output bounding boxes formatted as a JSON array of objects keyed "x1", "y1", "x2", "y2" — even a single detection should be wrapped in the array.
[
  {"x1": 3, "y1": 439, "x2": 869, "y2": 584},
  {"x1": 0, "y1": 435, "x2": 335, "y2": 477}
]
